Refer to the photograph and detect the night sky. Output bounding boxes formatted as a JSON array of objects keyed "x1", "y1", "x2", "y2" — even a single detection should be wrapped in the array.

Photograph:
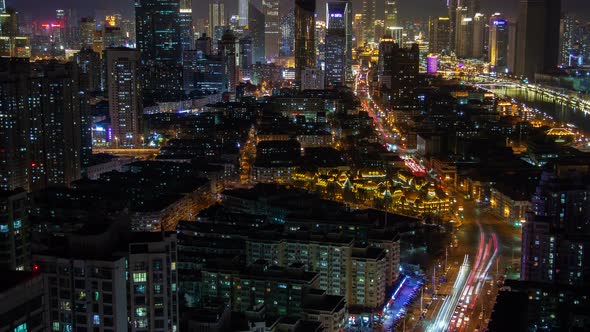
[{"x1": 8, "y1": 0, "x2": 590, "y2": 22}]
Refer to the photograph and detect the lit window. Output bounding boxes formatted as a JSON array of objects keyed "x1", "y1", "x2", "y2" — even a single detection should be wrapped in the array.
[
  {"x1": 133, "y1": 272, "x2": 147, "y2": 282},
  {"x1": 93, "y1": 314, "x2": 100, "y2": 325},
  {"x1": 14, "y1": 323, "x2": 27, "y2": 332},
  {"x1": 136, "y1": 307, "x2": 147, "y2": 317}
]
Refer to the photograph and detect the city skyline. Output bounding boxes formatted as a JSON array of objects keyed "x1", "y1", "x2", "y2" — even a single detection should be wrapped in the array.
[{"x1": 9, "y1": 0, "x2": 590, "y2": 21}]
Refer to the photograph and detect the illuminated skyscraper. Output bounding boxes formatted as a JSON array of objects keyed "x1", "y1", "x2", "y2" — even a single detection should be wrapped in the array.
[
  {"x1": 489, "y1": 17, "x2": 509, "y2": 70},
  {"x1": 515, "y1": 0, "x2": 561, "y2": 77},
  {"x1": 294, "y1": 0, "x2": 316, "y2": 84},
  {"x1": 428, "y1": 17, "x2": 451, "y2": 54},
  {"x1": 362, "y1": 0, "x2": 376, "y2": 44},
  {"x1": 384, "y1": 0, "x2": 398, "y2": 29},
  {"x1": 279, "y1": 8, "x2": 294, "y2": 56},
  {"x1": 263, "y1": 0, "x2": 279, "y2": 60},
  {"x1": 105, "y1": 48, "x2": 142, "y2": 147},
  {"x1": 239, "y1": 0, "x2": 248, "y2": 27},
  {"x1": 208, "y1": 0, "x2": 225, "y2": 41},
  {"x1": 179, "y1": 0, "x2": 194, "y2": 52},
  {"x1": 218, "y1": 29, "x2": 240, "y2": 94},
  {"x1": 325, "y1": 1, "x2": 347, "y2": 86},
  {"x1": 135, "y1": 0, "x2": 183, "y2": 103},
  {"x1": 454, "y1": 6, "x2": 472, "y2": 58}
]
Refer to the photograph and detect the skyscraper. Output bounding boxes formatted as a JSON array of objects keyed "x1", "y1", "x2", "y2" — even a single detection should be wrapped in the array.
[
  {"x1": 428, "y1": 17, "x2": 451, "y2": 54},
  {"x1": 279, "y1": 7, "x2": 295, "y2": 56},
  {"x1": 29, "y1": 61, "x2": 82, "y2": 190},
  {"x1": 384, "y1": 0, "x2": 398, "y2": 29},
  {"x1": 489, "y1": 17, "x2": 509, "y2": 70},
  {"x1": 455, "y1": 6, "x2": 473, "y2": 58},
  {"x1": 522, "y1": 166, "x2": 590, "y2": 287},
  {"x1": 0, "y1": 58, "x2": 30, "y2": 191},
  {"x1": 105, "y1": 48, "x2": 142, "y2": 147},
  {"x1": 79, "y1": 17, "x2": 96, "y2": 49},
  {"x1": 362, "y1": 0, "x2": 376, "y2": 44},
  {"x1": 294, "y1": 0, "x2": 316, "y2": 85},
  {"x1": 378, "y1": 40, "x2": 420, "y2": 109},
  {"x1": 248, "y1": 0, "x2": 266, "y2": 64},
  {"x1": 208, "y1": 0, "x2": 225, "y2": 42},
  {"x1": 515, "y1": 0, "x2": 561, "y2": 78},
  {"x1": 179, "y1": 0, "x2": 194, "y2": 52},
  {"x1": 472, "y1": 13, "x2": 486, "y2": 59},
  {"x1": 263, "y1": 0, "x2": 279, "y2": 61},
  {"x1": 448, "y1": 0, "x2": 458, "y2": 52},
  {"x1": 325, "y1": 1, "x2": 347, "y2": 86},
  {"x1": 135, "y1": 0, "x2": 183, "y2": 103},
  {"x1": 239, "y1": 0, "x2": 249, "y2": 27},
  {"x1": 218, "y1": 29, "x2": 240, "y2": 95}
]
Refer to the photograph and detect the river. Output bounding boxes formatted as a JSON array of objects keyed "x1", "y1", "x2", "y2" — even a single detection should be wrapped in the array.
[{"x1": 487, "y1": 86, "x2": 590, "y2": 133}]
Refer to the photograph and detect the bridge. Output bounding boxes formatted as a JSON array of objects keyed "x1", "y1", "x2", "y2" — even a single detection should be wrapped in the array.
[{"x1": 93, "y1": 148, "x2": 160, "y2": 158}]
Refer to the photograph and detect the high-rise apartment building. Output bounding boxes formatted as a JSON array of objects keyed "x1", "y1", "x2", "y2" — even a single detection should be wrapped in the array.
[
  {"x1": 135, "y1": 0, "x2": 183, "y2": 103},
  {"x1": 105, "y1": 48, "x2": 142, "y2": 147},
  {"x1": 515, "y1": 0, "x2": 561, "y2": 78},
  {"x1": 29, "y1": 61, "x2": 82, "y2": 190},
  {"x1": 521, "y1": 165, "x2": 590, "y2": 287},
  {"x1": 0, "y1": 189, "x2": 29, "y2": 271},
  {"x1": 73, "y1": 48, "x2": 101, "y2": 93},
  {"x1": 34, "y1": 227, "x2": 179, "y2": 332},
  {"x1": 378, "y1": 40, "x2": 420, "y2": 109},
  {"x1": 428, "y1": 17, "x2": 451, "y2": 54},
  {"x1": 294, "y1": 0, "x2": 316, "y2": 85},
  {"x1": 0, "y1": 58, "x2": 30, "y2": 191}
]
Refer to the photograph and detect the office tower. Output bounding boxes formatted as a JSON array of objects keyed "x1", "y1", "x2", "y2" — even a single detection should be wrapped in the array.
[
  {"x1": 240, "y1": 35, "x2": 253, "y2": 79},
  {"x1": 448, "y1": 0, "x2": 458, "y2": 52},
  {"x1": 325, "y1": 1, "x2": 347, "y2": 86},
  {"x1": 33, "y1": 228, "x2": 179, "y2": 332},
  {"x1": 489, "y1": 18, "x2": 509, "y2": 70},
  {"x1": 428, "y1": 17, "x2": 451, "y2": 54},
  {"x1": 522, "y1": 166, "x2": 590, "y2": 287},
  {"x1": 208, "y1": 0, "x2": 225, "y2": 34},
  {"x1": 384, "y1": 0, "x2": 398, "y2": 29},
  {"x1": 361, "y1": 0, "x2": 376, "y2": 44},
  {"x1": 105, "y1": 48, "x2": 142, "y2": 147},
  {"x1": 280, "y1": 8, "x2": 295, "y2": 56},
  {"x1": 378, "y1": 40, "x2": 420, "y2": 108},
  {"x1": 248, "y1": 0, "x2": 266, "y2": 63},
  {"x1": 455, "y1": 7, "x2": 473, "y2": 58},
  {"x1": 196, "y1": 33, "x2": 212, "y2": 57},
  {"x1": 0, "y1": 189, "x2": 29, "y2": 271},
  {"x1": 79, "y1": 17, "x2": 96, "y2": 49},
  {"x1": 263, "y1": 0, "x2": 279, "y2": 60},
  {"x1": 472, "y1": 13, "x2": 485, "y2": 58},
  {"x1": 294, "y1": 0, "x2": 316, "y2": 85},
  {"x1": 135, "y1": 0, "x2": 183, "y2": 103},
  {"x1": 218, "y1": 29, "x2": 240, "y2": 95},
  {"x1": 239, "y1": 0, "x2": 248, "y2": 26},
  {"x1": 29, "y1": 61, "x2": 82, "y2": 190},
  {"x1": 516, "y1": 0, "x2": 561, "y2": 78},
  {"x1": 0, "y1": 7, "x2": 17, "y2": 37},
  {"x1": 507, "y1": 22, "x2": 518, "y2": 73},
  {"x1": 353, "y1": 13, "x2": 363, "y2": 47},
  {"x1": 179, "y1": 0, "x2": 194, "y2": 52}
]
